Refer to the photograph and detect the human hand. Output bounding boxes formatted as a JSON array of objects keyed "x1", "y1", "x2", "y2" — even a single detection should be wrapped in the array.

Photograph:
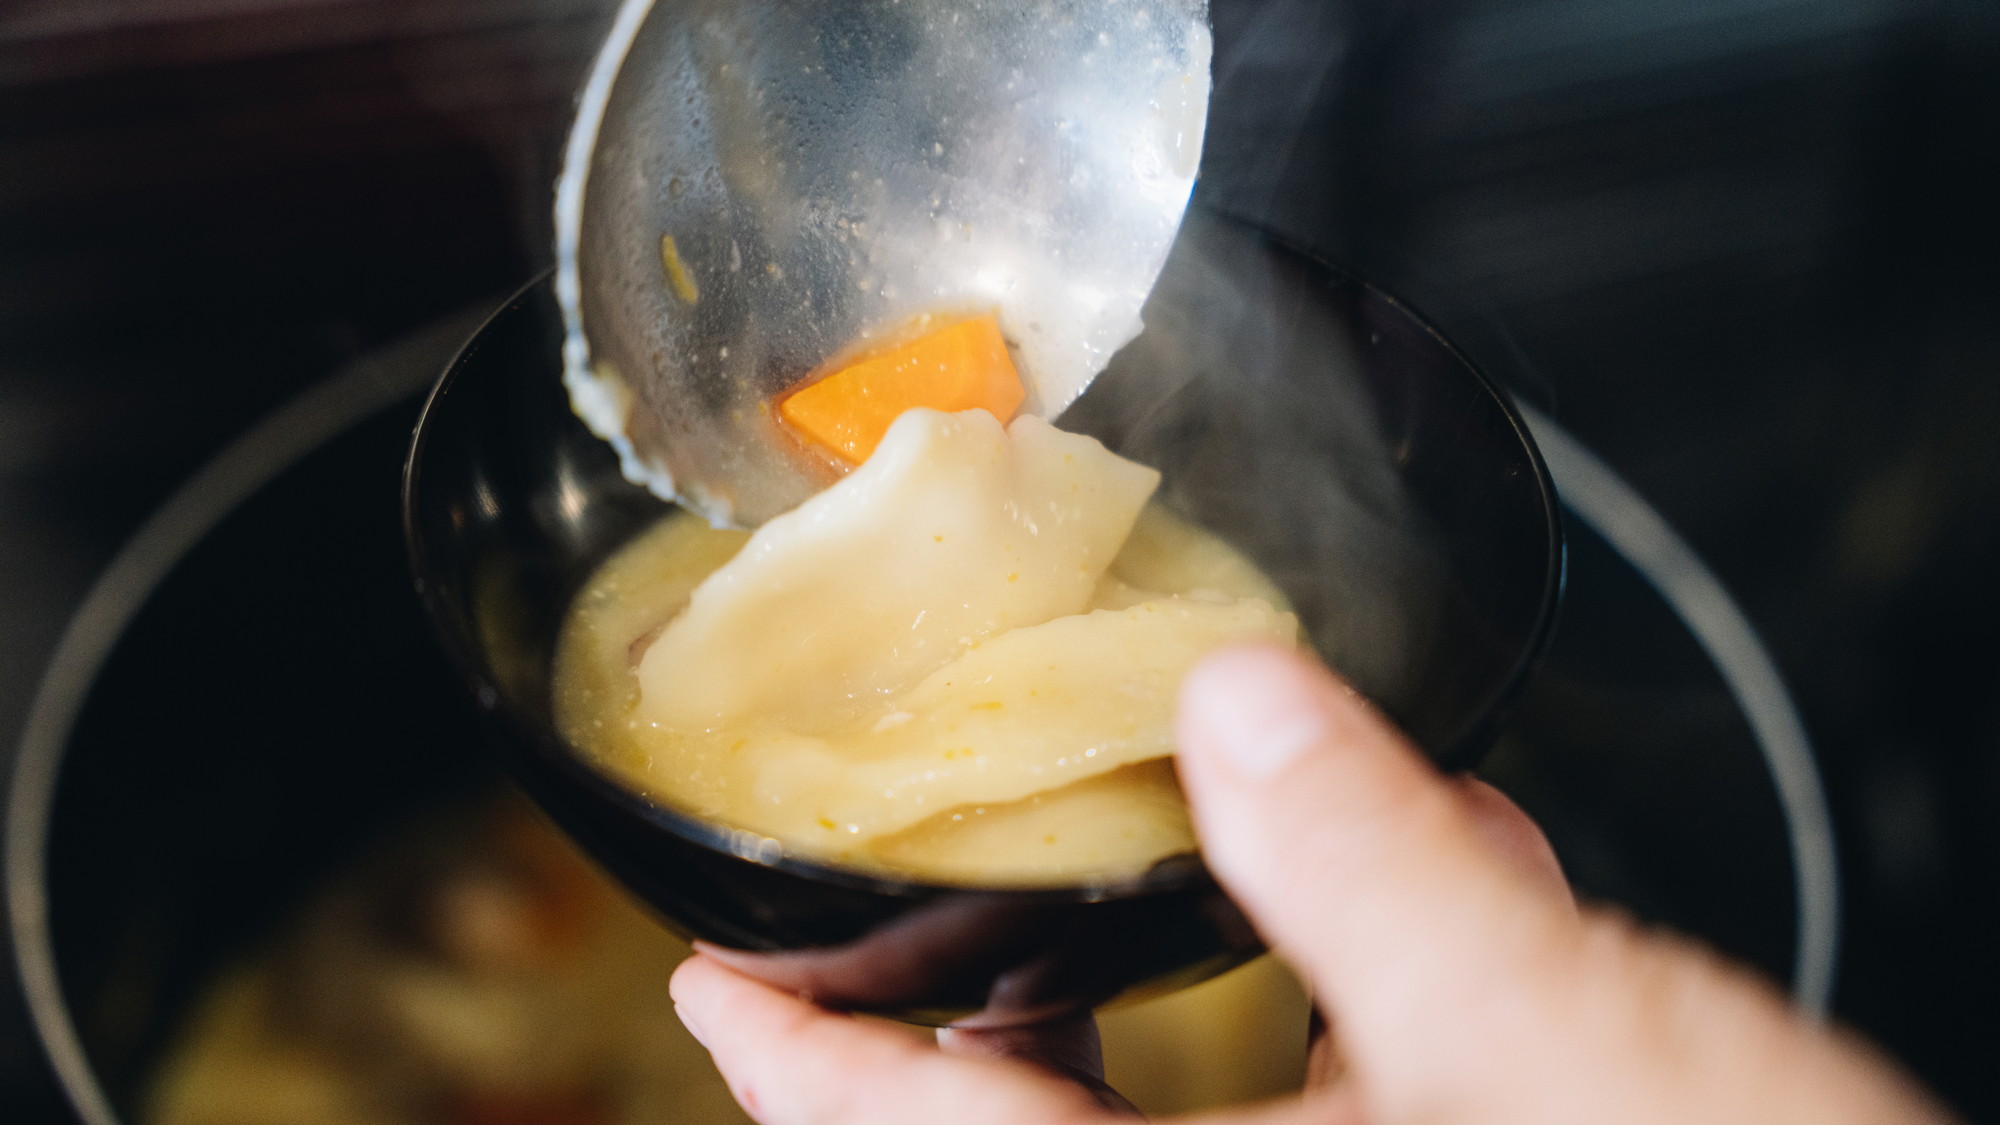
[{"x1": 669, "y1": 645, "x2": 1956, "y2": 1124}]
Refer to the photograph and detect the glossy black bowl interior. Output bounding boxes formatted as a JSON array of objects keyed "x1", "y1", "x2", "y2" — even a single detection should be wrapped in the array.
[{"x1": 401, "y1": 210, "x2": 1563, "y2": 1026}]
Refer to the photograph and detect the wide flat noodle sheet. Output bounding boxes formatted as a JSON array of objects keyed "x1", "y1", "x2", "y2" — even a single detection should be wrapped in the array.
[
  {"x1": 636, "y1": 410, "x2": 1158, "y2": 730},
  {"x1": 568, "y1": 409, "x2": 1300, "y2": 875},
  {"x1": 728, "y1": 596, "x2": 1297, "y2": 844}
]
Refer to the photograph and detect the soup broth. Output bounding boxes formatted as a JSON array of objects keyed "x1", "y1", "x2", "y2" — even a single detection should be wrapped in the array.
[{"x1": 553, "y1": 408, "x2": 1297, "y2": 883}]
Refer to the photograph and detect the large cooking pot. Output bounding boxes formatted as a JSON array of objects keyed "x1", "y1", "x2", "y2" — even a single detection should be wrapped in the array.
[{"x1": 7, "y1": 300, "x2": 1827, "y2": 1125}]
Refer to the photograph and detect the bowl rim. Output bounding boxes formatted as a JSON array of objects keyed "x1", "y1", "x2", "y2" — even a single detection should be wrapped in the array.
[
  {"x1": 399, "y1": 233, "x2": 1565, "y2": 906},
  {"x1": 1348, "y1": 279, "x2": 1568, "y2": 772}
]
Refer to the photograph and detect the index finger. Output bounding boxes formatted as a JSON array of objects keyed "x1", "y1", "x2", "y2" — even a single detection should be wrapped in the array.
[{"x1": 670, "y1": 954, "x2": 1122, "y2": 1125}]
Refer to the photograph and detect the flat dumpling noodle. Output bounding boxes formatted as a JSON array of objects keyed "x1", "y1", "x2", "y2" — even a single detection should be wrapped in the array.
[{"x1": 553, "y1": 408, "x2": 1298, "y2": 884}]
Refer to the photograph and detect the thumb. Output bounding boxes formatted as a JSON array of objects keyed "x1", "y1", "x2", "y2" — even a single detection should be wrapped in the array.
[
  {"x1": 1174, "y1": 646, "x2": 1962, "y2": 1125},
  {"x1": 1174, "y1": 646, "x2": 1580, "y2": 1101}
]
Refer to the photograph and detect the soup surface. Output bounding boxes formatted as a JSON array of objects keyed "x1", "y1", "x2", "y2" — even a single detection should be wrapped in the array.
[
  {"x1": 145, "y1": 793, "x2": 1310, "y2": 1125},
  {"x1": 553, "y1": 407, "x2": 1296, "y2": 882}
]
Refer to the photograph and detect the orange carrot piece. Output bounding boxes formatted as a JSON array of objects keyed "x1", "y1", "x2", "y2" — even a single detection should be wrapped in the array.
[{"x1": 778, "y1": 313, "x2": 1026, "y2": 465}]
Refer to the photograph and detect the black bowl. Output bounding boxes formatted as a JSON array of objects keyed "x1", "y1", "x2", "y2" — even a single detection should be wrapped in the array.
[{"x1": 401, "y1": 211, "x2": 1563, "y2": 1026}]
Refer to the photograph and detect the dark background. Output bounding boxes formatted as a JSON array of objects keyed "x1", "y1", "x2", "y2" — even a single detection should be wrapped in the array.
[{"x1": 2, "y1": 0, "x2": 1995, "y2": 1119}]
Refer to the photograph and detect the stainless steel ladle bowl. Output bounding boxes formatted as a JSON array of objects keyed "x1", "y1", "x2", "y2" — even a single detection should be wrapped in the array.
[{"x1": 556, "y1": 0, "x2": 1213, "y2": 526}]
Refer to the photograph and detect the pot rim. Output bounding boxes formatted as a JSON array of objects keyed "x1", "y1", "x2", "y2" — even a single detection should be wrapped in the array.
[{"x1": 3, "y1": 308, "x2": 492, "y2": 1125}]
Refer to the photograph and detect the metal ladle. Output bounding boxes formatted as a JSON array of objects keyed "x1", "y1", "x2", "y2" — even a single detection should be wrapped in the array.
[{"x1": 555, "y1": 0, "x2": 1213, "y2": 527}]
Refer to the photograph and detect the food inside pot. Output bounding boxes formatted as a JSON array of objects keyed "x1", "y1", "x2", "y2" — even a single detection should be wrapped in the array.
[
  {"x1": 143, "y1": 793, "x2": 1308, "y2": 1125},
  {"x1": 554, "y1": 393, "x2": 1297, "y2": 882}
]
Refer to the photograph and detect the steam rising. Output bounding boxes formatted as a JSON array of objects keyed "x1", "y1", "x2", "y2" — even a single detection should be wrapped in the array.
[{"x1": 1063, "y1": 213, "x2": 1450, "y2": 734}]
